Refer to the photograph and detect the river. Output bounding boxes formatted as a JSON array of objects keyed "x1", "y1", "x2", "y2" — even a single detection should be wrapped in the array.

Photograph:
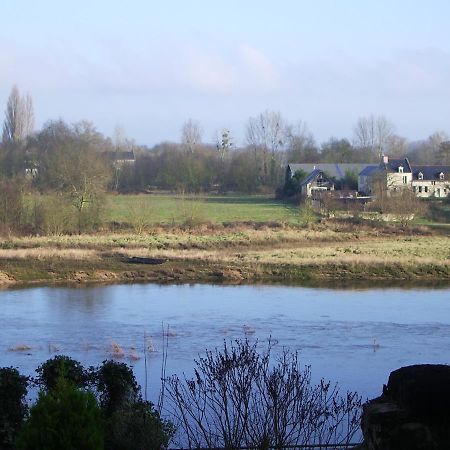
[{"x1": 0, "y1": 283, "x2": 449, "y2": 403}]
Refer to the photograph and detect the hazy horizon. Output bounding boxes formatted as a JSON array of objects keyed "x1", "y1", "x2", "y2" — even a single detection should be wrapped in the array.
[{"x1": 2, "y1": 0, "x2": 450, "y2": 146}]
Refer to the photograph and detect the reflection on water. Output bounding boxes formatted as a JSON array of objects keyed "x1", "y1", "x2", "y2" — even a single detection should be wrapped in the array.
[{"x1": 0, "y1": 283, "x2": 449, "y2": 402}]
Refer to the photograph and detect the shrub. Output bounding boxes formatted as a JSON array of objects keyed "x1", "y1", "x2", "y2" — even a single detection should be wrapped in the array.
[
  {"x1": 0, "y1": 367, "x2": 28, "y2": 450},
  {"x1": 107, "y1": 400, "x2": 174, "y2": 450},
  {"x1": 16, "y1": 378, "x2": 104, "y2": 450},
  {"x1": 90, "y1": 360, "x2": 140, "y2": 417},
  {"x1": 166, "y1": 339, "x2": 362, "y2": 449},
  {"x1": 29, "y1": 195, "x2": 75, "y2": 235},
  {"x1": 35, "y1": 355, "x2": 86, "y2": 391}
]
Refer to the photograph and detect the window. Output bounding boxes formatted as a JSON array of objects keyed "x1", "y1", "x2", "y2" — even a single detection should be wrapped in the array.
[
  {"x1": 403, "y1": 176, "x2": 407, "y2": 184},
  {"x1": 418, "y1": 172, "x2": 423, "y2": 180},
  {"x1": 398, "y1": 166, "x2": 404, "y2": 173},
  {"x1": 419, "y1": 186, "x2": 423, "y2": 193},
  {"x1": 424, "y1": 186, "x2": 428, "y2": 193}
]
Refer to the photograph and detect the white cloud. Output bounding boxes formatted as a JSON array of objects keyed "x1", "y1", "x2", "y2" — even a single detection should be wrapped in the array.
[
  {"x1": 183, "y1": 44, "x2": 278, "y2": 94},
  {"x1": 184, "y1": 46, "x2": 238, "y2": 92},
  {"x1": 238, "y1": 44, "x2": 278, "y2": 89}
]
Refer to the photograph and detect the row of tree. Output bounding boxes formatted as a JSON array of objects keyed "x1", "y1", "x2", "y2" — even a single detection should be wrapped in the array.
[{"x1": 1, "y1": 85, "x2": 449, "y2": 195}]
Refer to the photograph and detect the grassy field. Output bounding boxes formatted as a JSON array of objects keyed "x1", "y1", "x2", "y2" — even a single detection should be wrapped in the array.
[
  {"x1": 1, "y1": 194, "x2": 448, "y2": 286},
  {"x1": 105, "y1": 194, "x2": 298, "y2": 225},
  {"x1": 0, "y1": 224, "x2": 448, "y2": 285}
]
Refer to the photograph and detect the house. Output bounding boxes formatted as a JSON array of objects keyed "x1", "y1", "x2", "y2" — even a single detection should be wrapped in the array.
[
  {"x1": 298, "y1": 169, "x2": 335, "y2": 198},
  {"x1": 286, "y1": 163, "x2": 371, "y2": 183},
  {"x1": 285, "y1": 163, "x2": 371, "y2": 198},
  {"x1": 358, "y1": 165, "x2": 379, "y2": 195},
  {"x1": 358, "y1": 157, "x2": 412, "y2": 196},
  {"x1": 357, "y1": 155, "x2": 450, "y2": 198},
  {"x1": 287, "y1": 158, "x2": 450, "y2": 200},
  {"x1": 411, "y1": 166, "x2": 450, "y2": 198}
]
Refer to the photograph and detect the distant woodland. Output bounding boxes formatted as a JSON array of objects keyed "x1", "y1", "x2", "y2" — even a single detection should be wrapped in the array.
[{"x1": 2, "y1": 85, "x2": 450, "y2": 194}]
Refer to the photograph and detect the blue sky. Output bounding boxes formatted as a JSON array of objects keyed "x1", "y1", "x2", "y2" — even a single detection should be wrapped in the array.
[{"x1": 1, "y1": 0, "x2": 450, "y2": 145}]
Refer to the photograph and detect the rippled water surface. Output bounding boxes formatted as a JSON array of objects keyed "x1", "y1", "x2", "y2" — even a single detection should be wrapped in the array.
[{"x1": 0, "y1": 283, "x2": 449, "y2": 401}]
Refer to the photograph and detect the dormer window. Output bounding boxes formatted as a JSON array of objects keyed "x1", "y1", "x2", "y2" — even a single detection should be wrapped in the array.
[
  {"x1": 439, "y1": 172, "x2": 444, "y2": 181},
  {"x1": 398, "y1": 166, "x2": 404, "y2": 173},
  {"x1": 418, "y1": 172, "x2": 423, "y2": 180}
]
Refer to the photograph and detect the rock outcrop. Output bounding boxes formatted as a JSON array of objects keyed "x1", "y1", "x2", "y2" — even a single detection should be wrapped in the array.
[{"x1": 360, "y1": 364, "x2": 450, "y2": 450}]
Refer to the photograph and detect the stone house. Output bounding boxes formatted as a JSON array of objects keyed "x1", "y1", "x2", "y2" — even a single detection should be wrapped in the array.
[
  {"x1": 412, "y1": 166, "x2": 450, "y2": 198},
  {"x1": 357, "y1": 156, "x2": 450, "y2": 198}
]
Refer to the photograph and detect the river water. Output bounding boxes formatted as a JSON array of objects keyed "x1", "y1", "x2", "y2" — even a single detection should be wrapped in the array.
[{"x1": 0, "y1": 283, "x2": 449, "y2": 403}]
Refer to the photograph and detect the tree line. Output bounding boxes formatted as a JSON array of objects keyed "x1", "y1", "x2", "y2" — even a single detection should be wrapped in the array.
[{"x1": 1, "y1": 85, "x2": 450, "y2": 197}]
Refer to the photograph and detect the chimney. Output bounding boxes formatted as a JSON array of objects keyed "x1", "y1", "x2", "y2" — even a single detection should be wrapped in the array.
[{"x1": 382, "y1": 155, "x2": 389, "y2": 164}]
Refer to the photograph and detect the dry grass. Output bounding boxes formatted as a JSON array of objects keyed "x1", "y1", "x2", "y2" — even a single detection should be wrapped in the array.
[
  {"x1": 223, "y1": 236, "x2": 450, "y2": 267},
  {"x1": 0, "y1": 227, "x2": 355, "y2": 252},
  {"x1": 0, "y1": 226, "x2": 447, "y2": 283},
  {"x1": 0, "y1": 248, "x2": 98, "y2": 260}
]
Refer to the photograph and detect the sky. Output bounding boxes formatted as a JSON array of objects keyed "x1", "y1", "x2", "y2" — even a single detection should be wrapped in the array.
[{"x1": 1, "y1": 0, "x2": 450, "y2": 146}]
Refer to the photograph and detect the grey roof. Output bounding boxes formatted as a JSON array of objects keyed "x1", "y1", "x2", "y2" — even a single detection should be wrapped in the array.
[
  {"x1": 359, "y1": 165, "x2": 379, "y2": 176},
  {"x1": 300, "y1": 169, "x2": 322, "y2": 186},
  {"x1": 382, "y1": 158, "x2": 412, "y2": 173},
  {"x1": 287, "y1": 163, "x2": 371, "y2": 180},
  {"x1": 412, "y1": 166, "x2": 450, "y2": 180}
]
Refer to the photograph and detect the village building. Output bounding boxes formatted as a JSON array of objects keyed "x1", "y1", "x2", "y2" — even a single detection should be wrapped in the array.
[
  {"x1": 286, "y1": 163, "x2": 370, "y2": 182},
  {"x1": 411, "y1": 166, "x2": 450, "y2": 198},
  {"x1": 357, "y1": 156, "x2": 449, "y2": 198},
  {"x1": 357, "y1": 157, "x2": 413, "y2": 196},
  {"x1": 287, "y1": 157, "x2": 450, "y2": 199},
  {"x1": 297, "y1": 169, "x2": 335, "y2": 198}
]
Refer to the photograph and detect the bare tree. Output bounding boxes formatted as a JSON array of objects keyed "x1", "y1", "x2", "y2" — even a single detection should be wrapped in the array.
[
  {"x1": 428, "y1": 131, "x2": 448, "y2": 154},
  {"x1": 285, "y1": 121, "x2": 318, "y2": 163},
  {"x1": 22, "y1": 93, "x2": 34, "y2": 138},
  {"x1": 215, "y1": 128, "x2": 233, "y2": 160},
  {"x1": 165, "y1": 339, "x2": 362, "y2": 449},
  {"x1": 439, "y1": 140, "x2": 450, "y2": 165},
  {"x1": 2, "y1": 85, "x2": 34, "y2": 144},
  {"x1": 181, "y1": 119, "x2": 203, "y2": 154},
  {"x1": 427, "y1": 131, "x2": 449, "y2": 164},
  {"x1": 246, "y1": 110, "x2": 287, "y2": 185},
  {"x1": 353, "y1": 115, "x2": 394, "y2": 158},
  {"x1": 385, "y1": 134, "x2": 408, "y2": 157}
]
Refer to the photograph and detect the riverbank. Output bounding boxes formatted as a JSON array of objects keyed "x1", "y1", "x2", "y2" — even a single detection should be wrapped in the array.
[{"x1": 0, "y1": 223, "x2": 448, "y2": 287}]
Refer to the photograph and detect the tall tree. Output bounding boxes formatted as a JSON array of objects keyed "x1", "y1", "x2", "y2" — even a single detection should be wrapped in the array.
[
  {"x1": 246, "y1": 110, "x2": 287, "y2": 186},
  {"x1": 353, "y1": 114, "x2": 394, "y2": 158},
  {"x1": 2, "y1": 85, "x2": 34, "y2": 144},
  {"x1": 181, "y1": 119, "x2": 203, "y2": 154},
  {"x1": 285, "y1": 121, "x2": 318, "y2": 163}
]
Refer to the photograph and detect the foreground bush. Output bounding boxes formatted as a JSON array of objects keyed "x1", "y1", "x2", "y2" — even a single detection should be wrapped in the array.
[
  {"x1": 0, "y1": 368, "x2": 28, "y2": 450},
  {"x1": 90, "y1": 360, "x2": 140, "y2": 417},
  {"x1": 16, "y1": 378, "x2": 103, "y2": 450},
  {"x1": 107, "y1": 400, "x2": 174, "y2": 450},
  {"x1": 35, "y1": 355, "x2": 87, "y2": 391},
  {"x1": 166, "y1": 339, "x2": 362, "y2": 449},
  {"x1": 6, "y1": 358, "x2": 174, "y2": 450}
]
